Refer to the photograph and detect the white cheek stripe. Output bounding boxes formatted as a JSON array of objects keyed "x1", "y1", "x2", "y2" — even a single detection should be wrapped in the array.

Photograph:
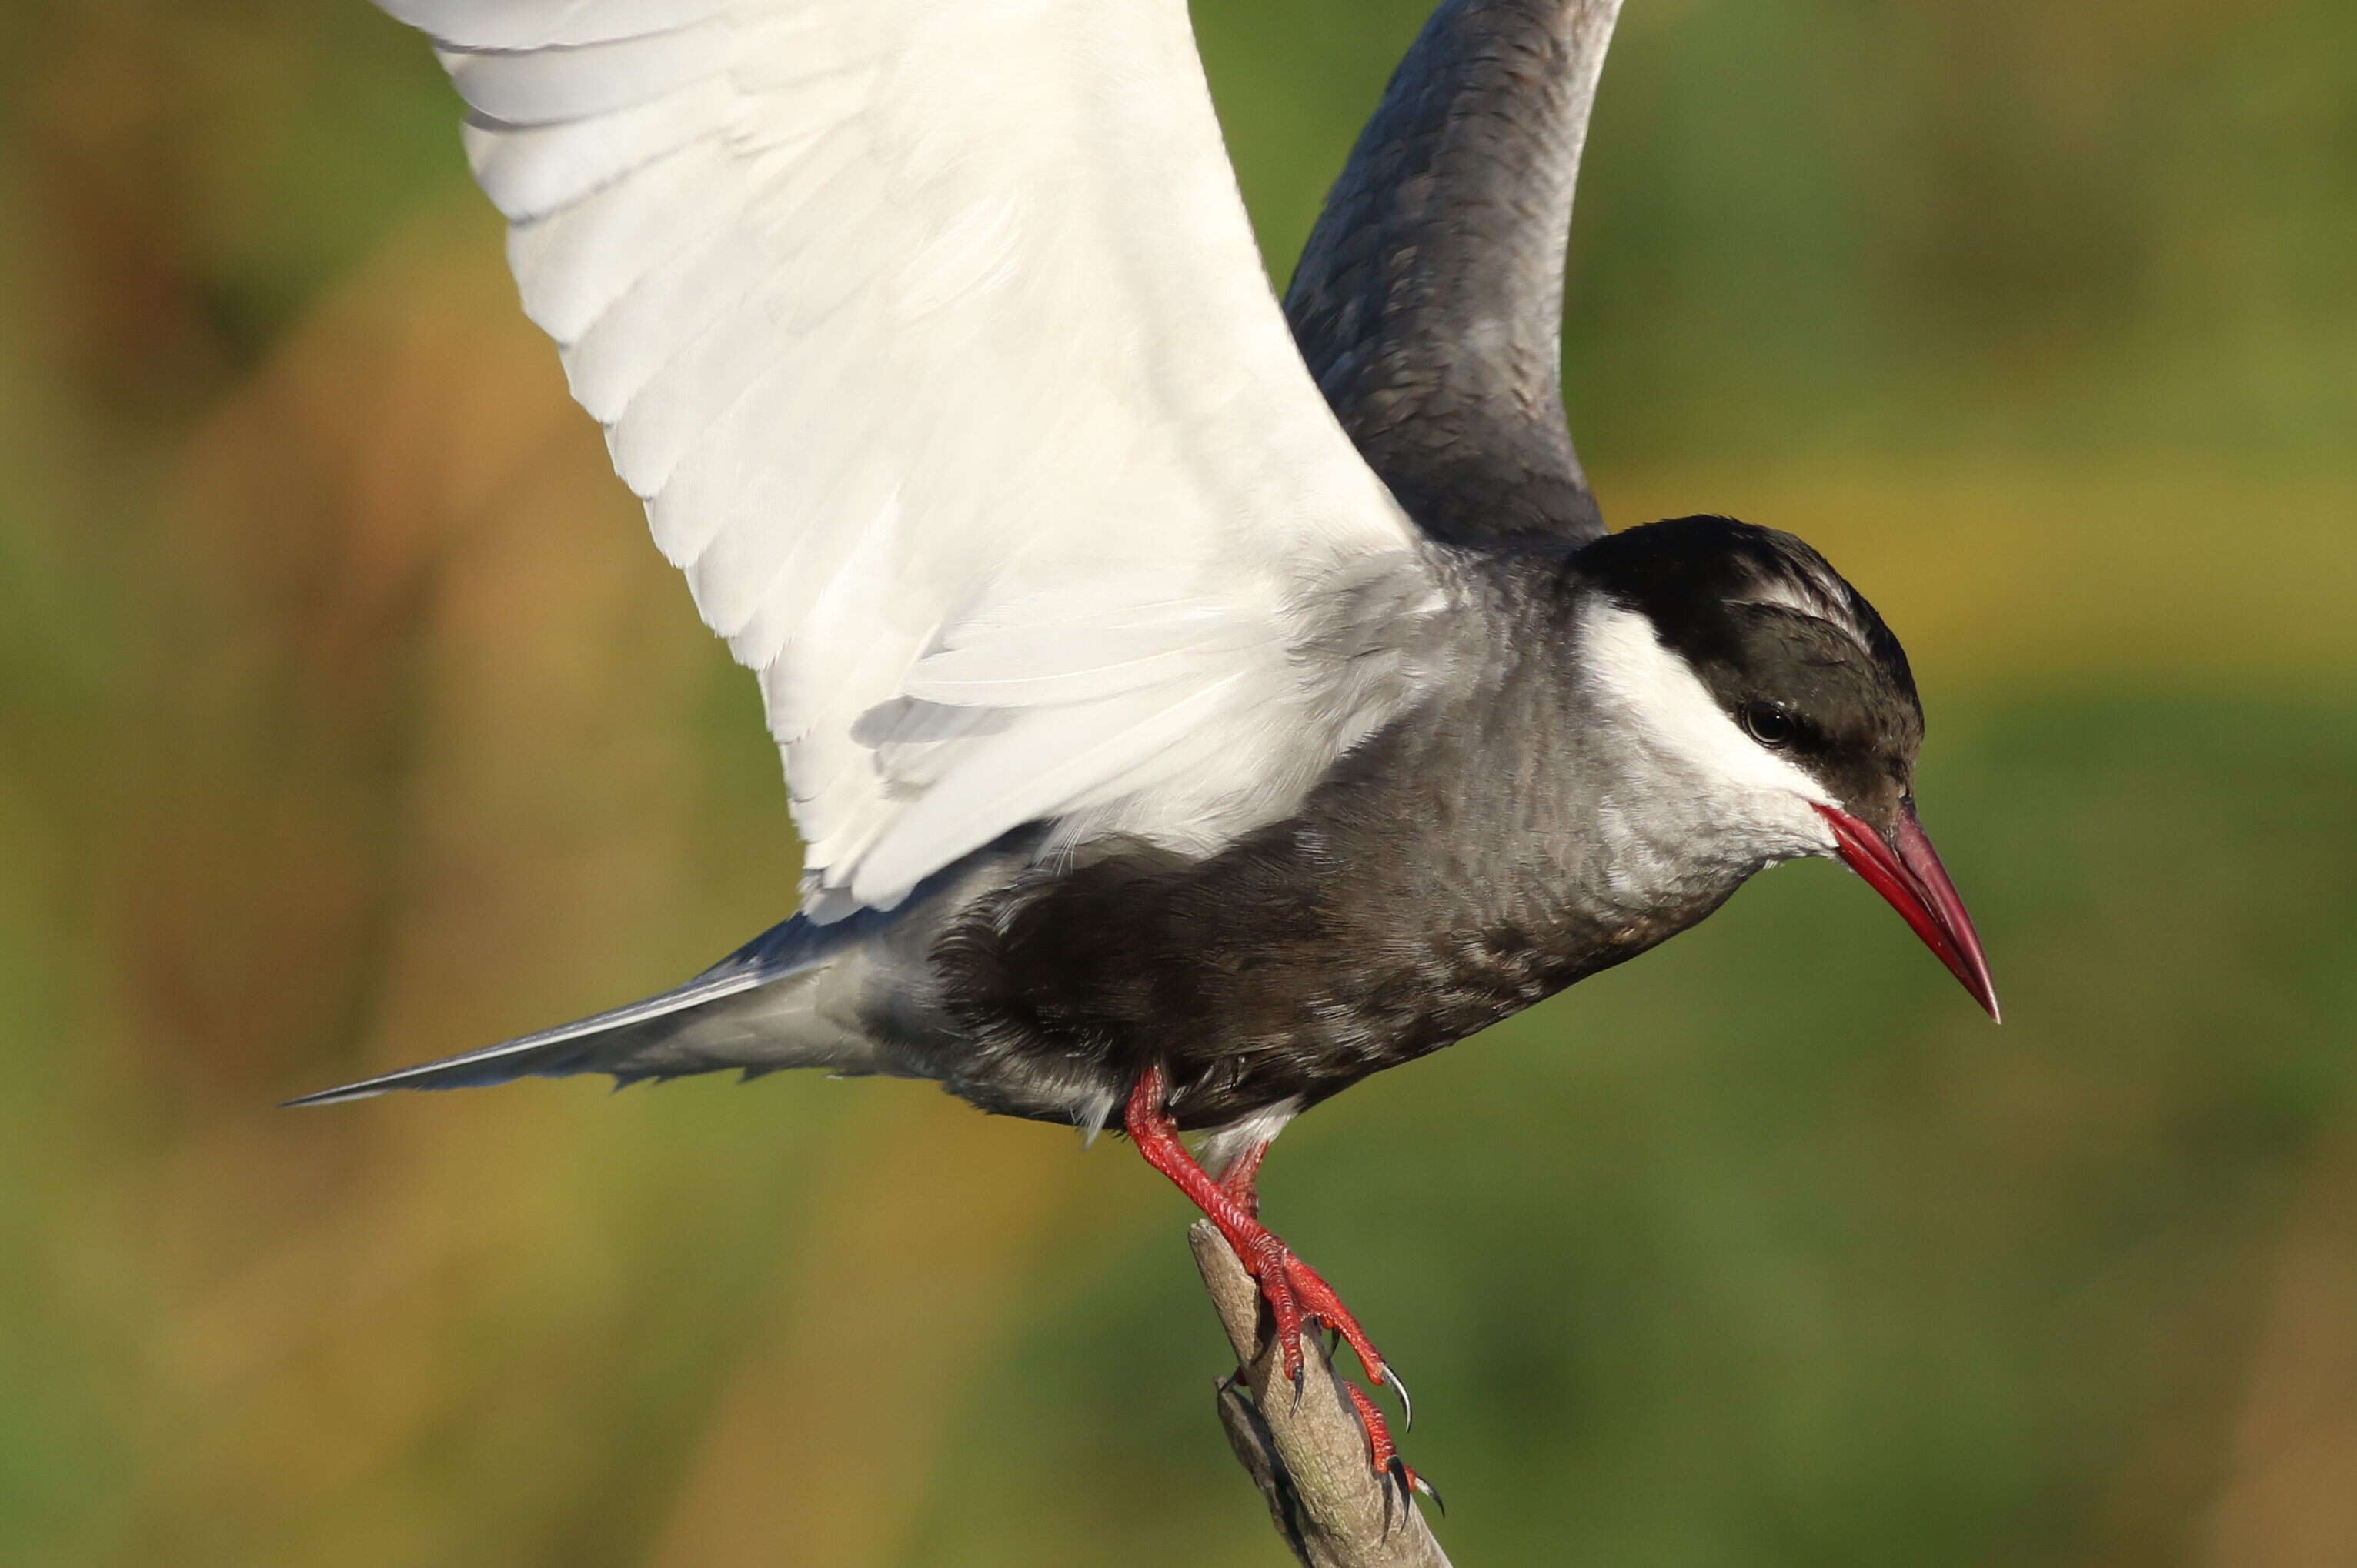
[{"x1": 1580, "y1": 600, "x2": 1840, "y2": 850}]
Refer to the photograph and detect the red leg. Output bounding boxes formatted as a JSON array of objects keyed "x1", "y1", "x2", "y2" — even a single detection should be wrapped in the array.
[
  {"x1": 1216, "y1": 1137, "x2": 1271, "y2": 1218},
  {"x1": 1126, "y1": 1063, "x2": 1411, "y2": 1461}
]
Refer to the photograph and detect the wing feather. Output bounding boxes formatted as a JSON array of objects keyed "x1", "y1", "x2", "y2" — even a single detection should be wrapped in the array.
[
  {"x1": 437, "y1": 25, "x2": 734, "y2": 127},
  {"x1": 382, "y1": 0, "x2": 723, "y2": 51},
  {"x1": 383, "y1": 0, "x2": 1444, "y2": 915},
  {"x1": 1284, "y1": 0, "x2": 1622, "y2": 549}
]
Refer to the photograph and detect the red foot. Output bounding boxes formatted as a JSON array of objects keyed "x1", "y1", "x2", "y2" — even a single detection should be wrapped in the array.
[
  {"x1": 1237, "y1": 1232, "x2": 1397, "y2": 1402},
  {"x1": 1344, "y1": 1382, "x2": 1443, "y2": 1517},
  {"x1": 1126, "y1": 1062, "x2": 1420, "y2": 1493}
]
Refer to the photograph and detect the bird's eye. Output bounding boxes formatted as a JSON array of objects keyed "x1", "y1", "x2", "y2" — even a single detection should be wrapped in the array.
[{"x1": 1740, "y1": 702, "x2": 1795, "y2": 748}]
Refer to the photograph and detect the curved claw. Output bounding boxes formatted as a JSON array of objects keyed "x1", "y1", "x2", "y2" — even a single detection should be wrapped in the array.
[
  {"x1": 1382, "y1": 1363, "x2": 1413, "y2": 1432},
  {"x1": 1383, "y1": 1456, "x2": 1445, "y2": 1522}
]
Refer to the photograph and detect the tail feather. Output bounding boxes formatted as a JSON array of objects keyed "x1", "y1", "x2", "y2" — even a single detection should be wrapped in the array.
[{"x1": 285, "y1": 916, "x2": 865, "y2": 1106}]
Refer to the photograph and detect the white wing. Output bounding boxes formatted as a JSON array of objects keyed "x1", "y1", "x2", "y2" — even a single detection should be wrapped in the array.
[{"x1": 382, "y1": 0, "x2": 1442, "y2": 916}]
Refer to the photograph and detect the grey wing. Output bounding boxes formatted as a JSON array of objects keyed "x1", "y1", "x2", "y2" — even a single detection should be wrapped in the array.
[{"x1": 1286, "y1": 0, "x2": 1623, "y2": 549}]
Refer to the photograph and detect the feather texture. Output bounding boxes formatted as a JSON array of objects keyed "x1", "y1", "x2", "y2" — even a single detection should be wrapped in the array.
[
  {"x1": 382, "y1": 0, "x2": 1448, "y2": 916},
  {"x1": 1285, "y1": 0, "x2": 1621, "y2": 548}
]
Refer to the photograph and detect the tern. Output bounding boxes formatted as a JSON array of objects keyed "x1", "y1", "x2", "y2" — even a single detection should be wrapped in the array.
[{"x1": 299, "y1": 0, "x2": 1999, "y2": 1495}]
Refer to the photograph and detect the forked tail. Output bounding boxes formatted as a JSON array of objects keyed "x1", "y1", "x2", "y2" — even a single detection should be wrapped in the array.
[{"x1": 285, "y1": 916, "x2": 876, "y2": 1106}]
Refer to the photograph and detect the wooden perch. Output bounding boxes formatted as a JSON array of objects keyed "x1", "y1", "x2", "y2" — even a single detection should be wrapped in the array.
[{"x1": 1189, "y1": 1222, "x2": 1454, "y2": 1567}]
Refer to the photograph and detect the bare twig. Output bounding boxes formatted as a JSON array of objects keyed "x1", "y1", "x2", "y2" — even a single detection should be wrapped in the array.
[{"x1": 1189, "y1": 1223, "x2": 1454, "y2": 1567}]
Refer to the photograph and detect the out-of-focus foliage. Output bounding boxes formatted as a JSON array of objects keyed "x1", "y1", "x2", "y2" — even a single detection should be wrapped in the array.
[{"x1": 2, "y1": 1, "x2": 2352, "y2": 1563}]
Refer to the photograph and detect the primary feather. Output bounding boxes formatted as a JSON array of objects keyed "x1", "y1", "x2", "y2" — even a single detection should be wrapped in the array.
[
  {"x1": 381, "y1": 0, "x2": 1447, "y2": 916},
  {"x1": 1286, "y1": 0, "x2": 1622, "y2": 549}
]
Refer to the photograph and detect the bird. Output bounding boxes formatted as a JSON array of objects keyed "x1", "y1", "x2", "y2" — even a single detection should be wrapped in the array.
[{"x1": 299, "y1": 0, "x2": 1998, "y2": 1499}]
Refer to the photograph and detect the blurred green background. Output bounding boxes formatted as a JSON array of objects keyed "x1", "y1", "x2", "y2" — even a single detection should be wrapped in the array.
[{"x1": 3, "y1": 0, "x2": 2353, "y2": 1563}]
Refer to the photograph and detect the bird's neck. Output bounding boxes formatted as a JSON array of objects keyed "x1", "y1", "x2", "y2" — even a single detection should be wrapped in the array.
[
  {"x1": 1553, "y1": 595, "x2": 1830, "y2": 909},
  {"x1": 1340, "y1": 570, "x2": 1804, "y2": 957}
]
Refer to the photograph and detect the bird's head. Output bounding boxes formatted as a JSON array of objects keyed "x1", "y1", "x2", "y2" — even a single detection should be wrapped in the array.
[{"x1": 1574, "y1": 515, "x2": 1998, "y2": 1020}]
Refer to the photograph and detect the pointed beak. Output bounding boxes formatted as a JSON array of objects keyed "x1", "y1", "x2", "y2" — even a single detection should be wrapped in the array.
[{"x1": 1812, "y1": 801, "x2": 2001, "y2": 1022}]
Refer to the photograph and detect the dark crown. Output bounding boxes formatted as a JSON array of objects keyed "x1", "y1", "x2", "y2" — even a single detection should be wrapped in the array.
[{"x1": 1575, "y1": 515, "x2": 1926, "y2": 819}]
